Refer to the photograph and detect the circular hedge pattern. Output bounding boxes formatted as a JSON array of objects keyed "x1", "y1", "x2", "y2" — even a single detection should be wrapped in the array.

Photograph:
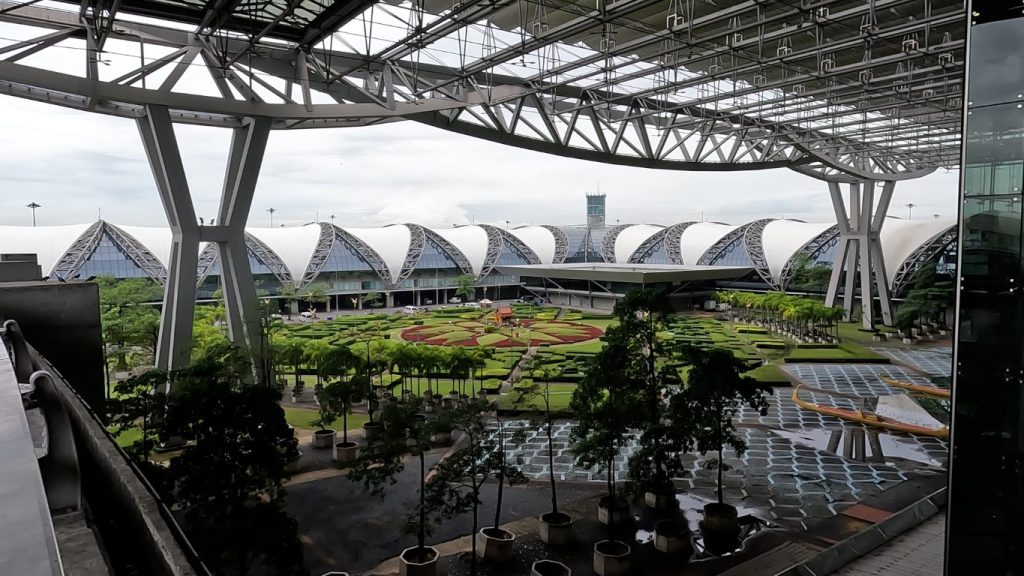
[{"x1": 399, "y1": 319, "x2": 603, "y2": 347}]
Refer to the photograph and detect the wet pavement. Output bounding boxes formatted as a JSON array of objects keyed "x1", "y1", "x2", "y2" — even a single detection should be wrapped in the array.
[{"x1": 868, "y1": 347, "x2": 953, "y2": 378}]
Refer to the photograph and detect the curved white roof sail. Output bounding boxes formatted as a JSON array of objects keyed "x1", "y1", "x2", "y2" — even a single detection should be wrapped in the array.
[
  {"x1": 342, "y1": 226, "x2": 411, "y2": 285},
  {"x1": 0, "y1": 223, "x2": 94, "y2": 277},
  {"x1": 509, "y1": 226, "x2": 556, "y2": 264},
  {"x1": 434, "y1": 226, "x2": 489, "y2": 276},
  {"x1": 246, "y1": 225, "x2": 323, "y2": 284},
  {"x1": 615, "y1": 225, "x2": 663, "y2": 263},
  {"x1": 880, "y1": 218, "x2": 957, "y2": 281},
  {"x1": 761, "y1": 220, "x2": 835, "y2": 282},
  {"x1": 680, "y1": 223, "x2": 736, "y2": 264}
]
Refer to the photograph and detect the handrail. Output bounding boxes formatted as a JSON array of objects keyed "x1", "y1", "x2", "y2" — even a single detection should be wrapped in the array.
[{"x1": 0, "y1": 322, "x2": 64, "y2": 576}]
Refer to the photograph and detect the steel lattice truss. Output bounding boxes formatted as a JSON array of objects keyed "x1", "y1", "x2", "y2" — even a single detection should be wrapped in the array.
[
  {"x1": 50, "y1": 221, "x2": 104, "y2": 280},
  {"x1": 301, "y1": 222, "x2": 392, "y2": 288},
  {"x1": 399, "y1": 223, "x2": 475, "y2": 281},
  {"x1": 478, "y1": 224, "x2": 541, "y2": 275},
  {"x1": 696, "y1": 219, "x2": 763, "y2": 266},
  {"x1": 540, "y1": 225, "x2": 569, "y2": 264},
  {"x1": 0, "y1": 0, "x2": 965, "y2": 180},
  {"x1": 106, "y1": 222, "x2": 170, "y2": 282},
  {"x1": 598, "y1": 223, "x2": 631, "y2": 263},
  {"x1": 663, "y1": 221, "x2": 698, "y2": 263},
  {"x1": 741, "y1": 218, "x2": 775, "y2": 286},
  {"x1": 626, "y1": 224, "x2": 669, "y2": 263},
  {"x1": 890, "y1": 225, "x2": 956, "y2": 295},
  {"x1": 195, "y1": 233, "x2": 294, "y2": 284},
  {"x1": 778, "y1": 224, "x2": 840, "y2": 290}
]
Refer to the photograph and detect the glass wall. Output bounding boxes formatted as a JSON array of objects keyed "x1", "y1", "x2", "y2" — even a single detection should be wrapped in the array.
[
  {"x1": 76, "y1": 233, "x2": 151, "y2": 279},
  {"x1": 948, "y1": 5, "x2": 1024, "y2": 573}
]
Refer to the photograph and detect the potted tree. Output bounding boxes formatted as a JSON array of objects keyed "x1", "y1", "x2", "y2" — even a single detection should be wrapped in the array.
[
  {"x1": 349, "y1": 398, "x2": 445, "y2": 576},
  {"x1": 426, "y1": 399, "x2": 525, "y2": 574},
  {"x1": 570, "y1": 338, "x2": 634, "y2": 576},
  {"x1": 681, "y1": 345, "x2": 771, "y2": 555},
  {"x1": 511, "y1": 368, "x2": 573, "y2": 546},
  {"x1": 312, "y1": 384, "x2": 339, "y2": 449}
]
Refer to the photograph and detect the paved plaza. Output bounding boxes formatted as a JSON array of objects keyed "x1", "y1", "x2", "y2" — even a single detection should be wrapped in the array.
[
  {"x1": 487, "y1": 359, "x2": 950, "y2": 531},
  {"x1": 869, "y1": 347, "x2": 954, "y2": 378}
]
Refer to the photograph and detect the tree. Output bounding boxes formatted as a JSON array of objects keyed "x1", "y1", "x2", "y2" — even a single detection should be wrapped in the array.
[
  {"x1": 895, "y1": 262, "x2": 954, "y2": 333},
  {"x1": 318, "y1": 379, "x2": 362, "y2": 443},
  {"x1": 304, "y1": 283, "x2": 329, "y2": 313},
  {"x1": 679, "y1": 346, "x2": 771, "y2": 506},
  {"x1": 95, "y1": 276, "x2": 163, "y2": 371},
  {"x1": 277, "y1": 283, "x2": 300, "y2": 314},
  {"x1": 107, "y1": 369, "x2": 167, "y2": 463},
  {"x1": 276, "y1": 338, "x2": 306, "y2": 398},
  {"x1": 455, "y1": 274, "x2": 477, "y2": 302},
  {"x1": 570, "y1": 337, "x2": 633, "y2": 536},
  {"x1": 362, "y1": 291, "x2": 383, "y2": 308},
  {"x1": 159, "y1": 353, "x2": 306, "y2": 576},
  {"x1": 348, "y1": 398, "x2": 447, "y2": 564},
  {"x1": 510, "y1": 367, "x2": 566, "y2": 525},
  {"x1": 304, "y1": 339, "x2": 335, "y2": 388},
  {"x1": 424, "y1": 400, "x2": 525, "y2": 575}
]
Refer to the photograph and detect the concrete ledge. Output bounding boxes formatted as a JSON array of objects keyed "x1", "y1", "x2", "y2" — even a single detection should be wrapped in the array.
[
  {"x1": 41, "y1": 355, "x2": 199, "y2": 576},
  {"x1": 782, "y1": 488, "x2": 946, "y2": 576}
]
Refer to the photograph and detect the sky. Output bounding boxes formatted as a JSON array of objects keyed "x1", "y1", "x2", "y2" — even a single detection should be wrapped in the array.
[{"x1": 0, "y1": 14, "x2": 962, "y2": 231}]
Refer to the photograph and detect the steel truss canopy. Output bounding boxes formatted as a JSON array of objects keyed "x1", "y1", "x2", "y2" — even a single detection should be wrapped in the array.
[{"x1": 0, "y1": 0, "x2": 965, "y2": 180}]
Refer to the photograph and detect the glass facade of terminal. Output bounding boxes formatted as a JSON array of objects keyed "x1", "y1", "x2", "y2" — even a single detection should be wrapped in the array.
[{"x1": 948, "y1": 4, "x2": 1024, "y2": 573}]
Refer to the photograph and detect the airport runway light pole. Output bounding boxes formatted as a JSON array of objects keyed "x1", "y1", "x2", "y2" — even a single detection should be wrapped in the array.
[{"x1": 26, "y1": 202, "x2": 41, "y2": 226}]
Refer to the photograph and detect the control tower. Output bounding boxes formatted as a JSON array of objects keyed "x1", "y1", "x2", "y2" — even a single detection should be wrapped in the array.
[{"x1": 586, "y1": 193, "x2": 606, "y2": 228}]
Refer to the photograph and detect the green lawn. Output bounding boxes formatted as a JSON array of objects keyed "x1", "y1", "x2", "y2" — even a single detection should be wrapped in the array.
[
  {"x1": 744, "y1": 363, "x2": 791, "y2": 384},
  {"x1": 283, "y1": 406, "x2": 369, "y2": 432},
  {"x1": 784, "y1": 342, "x2": 886, "y2": 362},
  {"x1": 498, "y1": 383, "x2": 577, "y2": 412}
]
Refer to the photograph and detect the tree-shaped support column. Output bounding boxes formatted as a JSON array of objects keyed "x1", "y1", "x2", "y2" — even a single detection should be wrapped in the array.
[
  {"x1": 824, "y1": 180, "x2": 895, "y2": 329},
  {"x1": 138, "y1": 105, "x2": 271, "y2": 380}
]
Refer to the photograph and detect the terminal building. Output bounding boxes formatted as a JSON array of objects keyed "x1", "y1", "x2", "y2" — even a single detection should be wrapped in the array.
[{"x1": 0, "y1": 198, "x2": 956, "y2": 311}]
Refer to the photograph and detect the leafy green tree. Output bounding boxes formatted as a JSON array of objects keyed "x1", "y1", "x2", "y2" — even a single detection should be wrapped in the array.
[
  {"x1": 160, "y1": 353, "x2": 306, "y2": 576},
  {"x1": 320, "y1": 346, "x2": 363, "y2": 443},
  {"x1": 108, "y1": 370, "x2": 167, "y2": 461},
  {"x1": 95, "y1": 276, "x2": 163, "y2": 370},
  {"x1": 570, "y1": 338, "x2": 633, "y2": 534},
  {"x1": 455, "y1": 274, "x2": 477, "y2": 301},
  {"x1": 362, "y1": 291, "x2": 383, "y2": 308},
  {"x1": 895, "y1": 262, "x2": 954, "y2": 332},
  {"x1": 304, "y1": 283, "x2": 329, "y2": 313},
  {"x1": 277, "y1": 283, "x2": 300, "y2": 314},
  {"x1": 510, "y1": 367, "x2": 564, "y2": 519},
  {"x1": 424, "y1": 400, "x2": 525, "y2": 576},
  {"x1": 677, "y1": 346, "x2": 771, "y2": 505}
]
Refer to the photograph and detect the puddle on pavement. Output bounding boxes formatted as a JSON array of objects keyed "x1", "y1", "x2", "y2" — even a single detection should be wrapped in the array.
[
  {"x1": 769, "y1": 428, "x2": 945, "y2": 468},
  {"x1": 674, "y1": 493, "x2": 771, "y2": 533}
]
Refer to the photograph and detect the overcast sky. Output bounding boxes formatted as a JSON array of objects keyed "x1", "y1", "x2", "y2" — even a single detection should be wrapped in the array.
[{"x1": 0, "y1": 16, "x2": 961, "y2": 230}]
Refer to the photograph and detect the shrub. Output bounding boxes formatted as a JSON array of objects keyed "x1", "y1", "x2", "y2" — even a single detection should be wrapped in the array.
[
  {"x1": 481, "y1": 379, "x2": 502, "y2": 392},
  {"x1": 753, "y1": 341, "x2": 785, "y2": 350}
]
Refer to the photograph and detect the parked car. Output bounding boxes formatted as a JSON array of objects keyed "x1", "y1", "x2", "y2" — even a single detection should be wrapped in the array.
[
  {"x1": 269, "y1": 313, "x2": 283, "y2": 320},
  {"x1": 449, "y1": 297, "x2": 462, "y2": 304},
  {"x1": 465, "y1": 302, "x2": 481, "y2": 309}
]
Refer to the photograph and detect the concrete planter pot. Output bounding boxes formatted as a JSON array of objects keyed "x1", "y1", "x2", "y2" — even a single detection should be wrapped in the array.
[
  {"x1": 431, "y1": 429, "x2": 453, "y2": 446},
  {"x1": 476, "y1": 390, "x2": 489, "y2": 402},
  {"x1": 399, "y1": 546, "x2": 439, "y2": 576},
  {"x1": 401, "y1": 390, "x2": 415, "y2": 402},
  {"x1": 424, "y1": 401, "x2": 436, "y2": 414},
  {"x1": 654, "y1": 519, "x2": 691, "y2": 555},
  {"x1": 362, "y1": 422, "x2": 382, "y2": 444},
  {"x1": 475, "y1": 527, "x2": 515, "y2": 562},
  {"x1": 332, "y1": 441, "x2": 359, "y2": 465},
  {"x1": 531, "y1": 560, "x2": 571, "y2": 576},
  {"x1": 644, "y1": 488, "x2": 677, "y2": 510},
  {"x1": 410, "y1": 413, "x2": 427, "y2": 429},
  {"x1": 593, "y1": 540, "x2": 630, "y2": 576},
  {"x1": 699, "y1": 503, "x2": 740, "y2": 556},
  {"x1": 597, "y1": 496, "x2": 630, "y2": 526},
  {"x1": 441, "y1": 397, "x2": 456, "y2": 410},
  {"x1": 313, "y1": 429, "x2": 336, "y2": 449},
  {"x1": 902, "y1": 337, "x2": 914, "y2": 344},
  {"x1": 423, "y1": 390, "x2": 434, "y2": 403},
  {"x1": 459, "y1": 393, "x2": 470, "y2": 405},
  {"x1": 539, "y1": 512, "x2": 573, "y2": 546}
]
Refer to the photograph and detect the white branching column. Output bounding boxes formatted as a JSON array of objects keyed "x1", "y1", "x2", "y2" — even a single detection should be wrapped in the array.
[
  {"x1": 824, "y1": 180, "x2": 895, "y2": 329},
  {"x1": 138, "y1": 105, "x2": 271, "y2": 381}
]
